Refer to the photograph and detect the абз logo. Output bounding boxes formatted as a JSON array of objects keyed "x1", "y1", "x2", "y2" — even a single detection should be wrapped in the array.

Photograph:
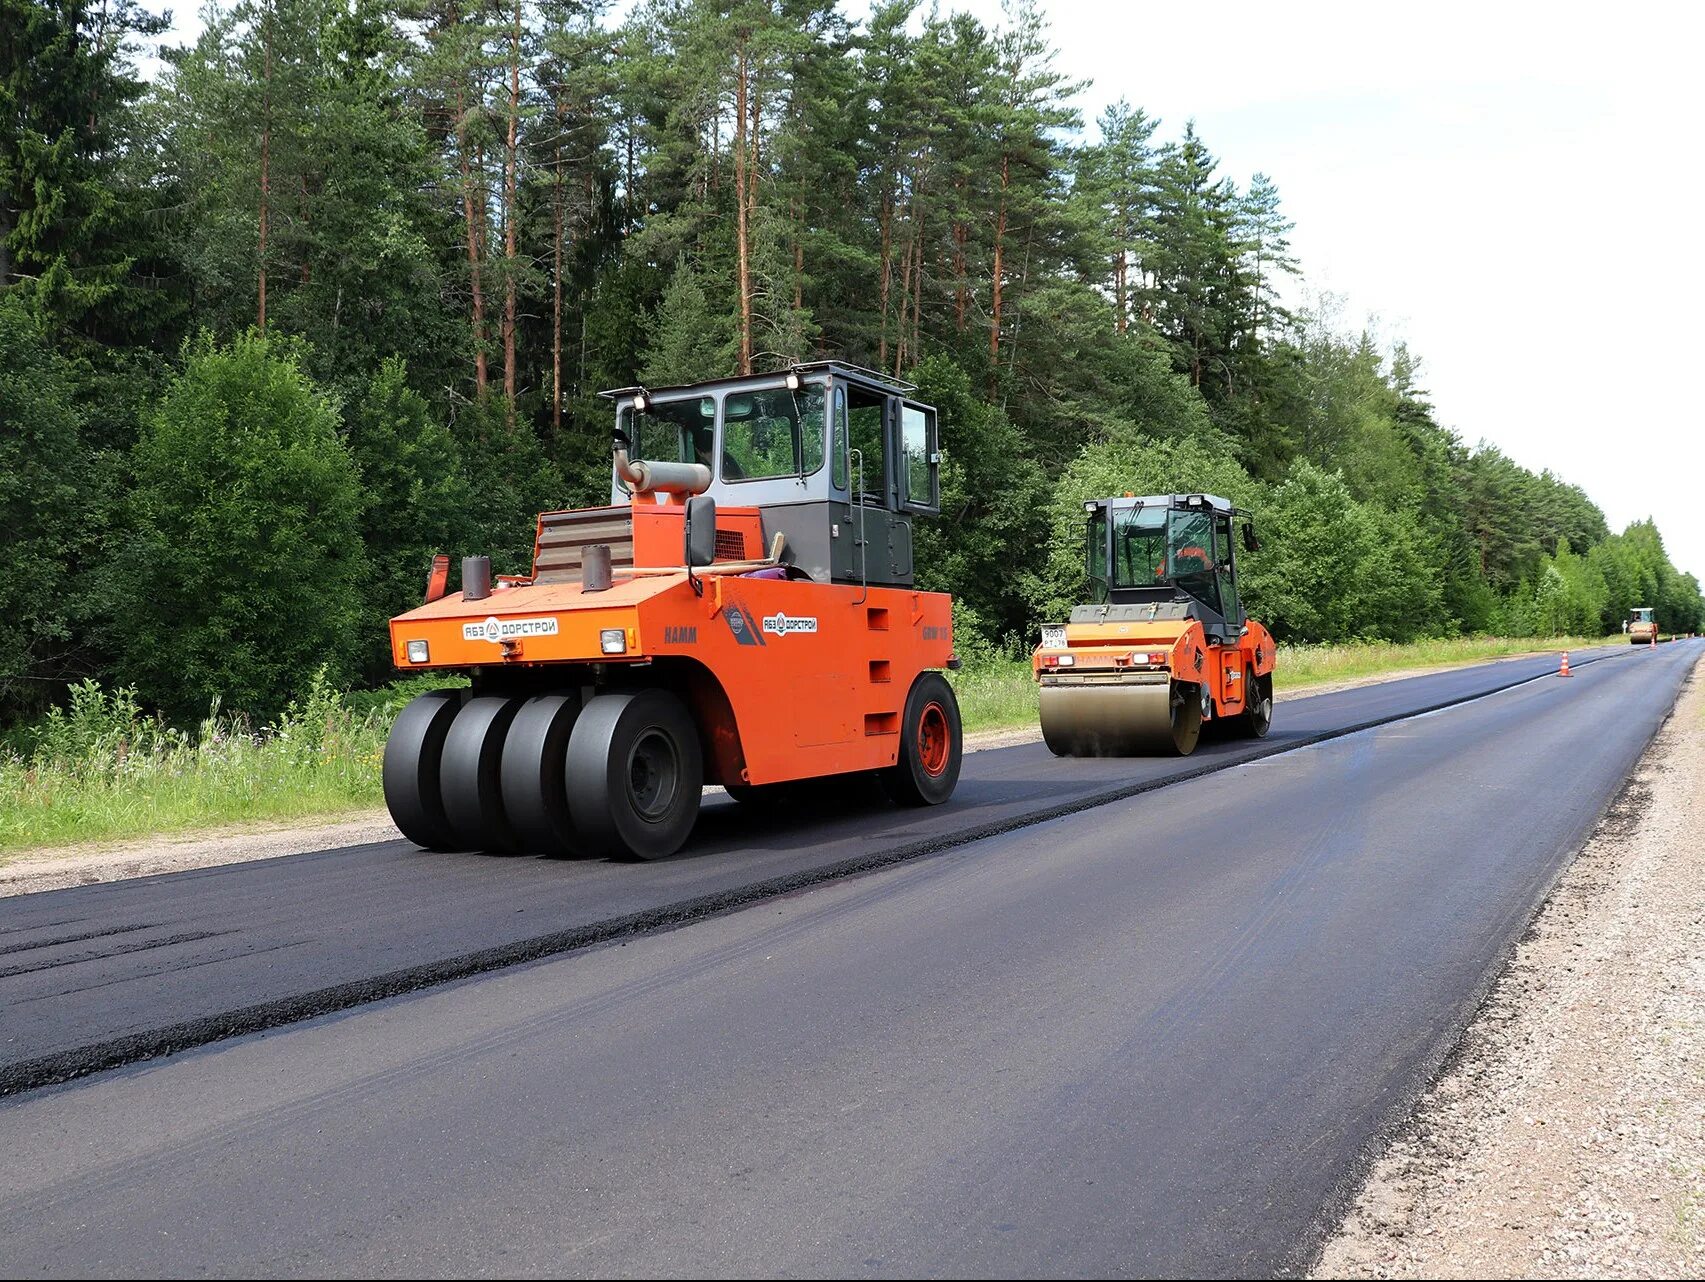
[
  {"x1": 761, "y1": 612, "x2": 818, "y2": 636},
  {"x1": 462, "y1": 615, "x2": 560, "y2": 643}
]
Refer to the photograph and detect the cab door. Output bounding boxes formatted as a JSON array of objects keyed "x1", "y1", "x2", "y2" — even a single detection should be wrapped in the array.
[
  {"x1": 896, "y1": 400, "x2": 940, "y2": 515},
  {"x1": 1216, "y1": 512, "x2": 1242, "y2": 625}
]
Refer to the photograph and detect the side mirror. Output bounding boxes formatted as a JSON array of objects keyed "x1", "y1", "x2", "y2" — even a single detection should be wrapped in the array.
[
  {"x1": 1242, "y1": 523, "x2": 1261, "y2": 554},
  {"x1": 684, "y1": 495, "x2": 717, "y2": 568}
]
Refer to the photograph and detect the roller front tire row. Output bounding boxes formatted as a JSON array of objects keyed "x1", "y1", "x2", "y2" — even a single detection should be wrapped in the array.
[{"x1": 381, "y1": 677, "x2": 963, "y2": 861}]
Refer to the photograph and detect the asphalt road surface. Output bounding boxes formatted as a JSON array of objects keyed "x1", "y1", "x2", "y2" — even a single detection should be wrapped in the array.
[
  {"x1": 0, "y1": 644, "x2": 1641, "y2": 1094},
  {"x1": 0, "y1": 639, "x2": 1696, "y2": 1277}
]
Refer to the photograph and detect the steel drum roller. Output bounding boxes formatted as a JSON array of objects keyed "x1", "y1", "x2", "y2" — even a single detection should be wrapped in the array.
[{"x1": 1039, "y1": 677, "x2": 1203, "y2": 756}]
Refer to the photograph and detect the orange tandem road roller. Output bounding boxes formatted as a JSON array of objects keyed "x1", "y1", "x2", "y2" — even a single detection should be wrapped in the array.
[
  {"x1": 1033, "y1": 493, "x2": 1276, "y2": 756},
  {"x1": 382, "y1": 364, "x2": 961, "y2": 860}
]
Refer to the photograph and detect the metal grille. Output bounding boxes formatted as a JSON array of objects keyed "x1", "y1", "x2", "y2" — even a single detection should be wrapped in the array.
[
  {"x1": 531, "y1": 506, "x2": 634, "y2": 584},
  {"x1": 714, "y1": 529, "x2": 745, "y2": 561}
]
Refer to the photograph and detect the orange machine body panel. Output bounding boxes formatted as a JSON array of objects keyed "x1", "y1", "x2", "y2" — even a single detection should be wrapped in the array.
[
  {"x1": 1031, "y1": 614, "x2": 1275, "y2": 719},
  {"x1": 390, "y1": 503, "x2": 952, "y2": 788},
  {"x1": 626, "y1": 502, "x2": 766, "y2": 566}
]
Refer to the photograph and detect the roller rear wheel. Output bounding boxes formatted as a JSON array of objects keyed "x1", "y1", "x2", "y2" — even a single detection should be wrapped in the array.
[
  {"x1": 500, "y1": 693, "x2": 581, "y2": 856},
  {"x1": 566, "y1": 690, "x2": 703, "y2": 860},
  {"x1": 440, "y1": 695, "x2": 525, "y2": 852},
  {"x1": 879, "y1": 673, "x2": 962, "y2": 806},
  {"x1": 1238, "y1": 671, "x2": 1273, "y2": 739},
  {"x1": 382, "y1": 689, "x2": 465, "y2": 850}
]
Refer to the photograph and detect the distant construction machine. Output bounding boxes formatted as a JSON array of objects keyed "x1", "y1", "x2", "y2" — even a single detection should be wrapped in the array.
[
  {"x1": 1628, "y1": 606, "x2": 1658, "y2": 645},
  {"x1": 381, "y1": 364, "x2": 961, "y2": 861},
  {"x1": 1033, "y1": 493, "x2": 1275, "y2": 756}
]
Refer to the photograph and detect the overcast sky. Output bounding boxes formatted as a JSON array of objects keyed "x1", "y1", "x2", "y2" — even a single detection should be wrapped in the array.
[{"x1": 139, "y1": 0, "x2": 1705, "y2": 577}]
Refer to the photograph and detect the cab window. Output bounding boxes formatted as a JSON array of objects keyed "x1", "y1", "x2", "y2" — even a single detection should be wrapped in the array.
[
  {"x1": 622, "y1": 398, "x2": 714, "y2": 470},
  {"x1": 720, "y1": 385, "x2": 825, "y2": 482},
  {"x1": 846, "y1": 385, "x2": 887, "y2": 502},
  {"x1": 831, "y1": 385, "x2": 847, "y2": 490},
  {"x1": 1111, "y1": 506, "x2": 1167, "y2": 587},
  {"x1": 1169, "y1": 509, "x2": 1221, "y2": 614}
]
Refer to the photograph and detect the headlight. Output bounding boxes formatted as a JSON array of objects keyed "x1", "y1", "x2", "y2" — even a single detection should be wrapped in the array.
[
  {"x1": 406, "y1": 640, "x2": 429, "y2": 664},
  {"x1": 600, "y1": 628, "x2": 627, "y2": 655},
  {"x1": 1040, "y1": 624, "x2": 1067, "y2": 650}
]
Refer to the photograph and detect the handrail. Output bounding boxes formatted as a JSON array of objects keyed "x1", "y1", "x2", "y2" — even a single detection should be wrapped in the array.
[{"x1": 850, "y1": 447, "x2": 868, "y2": 605}]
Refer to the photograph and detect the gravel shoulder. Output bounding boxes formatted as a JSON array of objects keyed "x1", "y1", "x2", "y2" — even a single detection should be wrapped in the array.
[
  {"x1": 1314, "y1": 652, "x2": 1705, "y2": 1279},
  {"x1": 0, "y1": 651, "x2": 1586, "y2": 899}
]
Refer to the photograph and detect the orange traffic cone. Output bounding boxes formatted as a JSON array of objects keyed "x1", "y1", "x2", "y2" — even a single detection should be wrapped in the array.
[{"x1": 1558, "y1": 650, "x2": 1572, "y2": 678}]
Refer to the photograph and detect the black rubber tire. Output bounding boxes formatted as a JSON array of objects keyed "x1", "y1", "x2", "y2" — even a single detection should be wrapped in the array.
[
  {"x1": 440, "y1": 695, "x2": 524, "y2": 852},
  {"x1": 381, "y1": 689, "x2": 464, "y2": 850},
  {"x1": 500, "y1": 693, "x2": 581, "y2": 856},
  {"x1": 1239, "y1": 670, "x2": 1273, "y2": 739},
  {"x1": 879, "y1": 672, "x2": 963, "y2": 807},
  {"x1": 565, "y1": 690, "x2": 704, "y2": 860}
]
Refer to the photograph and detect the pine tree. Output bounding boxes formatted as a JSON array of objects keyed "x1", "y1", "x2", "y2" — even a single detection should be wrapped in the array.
[
  {"x1": 981, "y1": 0, "x2": 1079, "y2": 387},
  {"x1": 0, "y1": 0, "x2": 171, "y2": 340},
  {"x1": 1075, "y1": 99, "x2": 1158, "y2": 334},
  {"x1": 640, "y1": 255, "x2": 729, "y2": 385},
  {"x1": 0, "y1": 299, "x2": 90, "y2": 718}
]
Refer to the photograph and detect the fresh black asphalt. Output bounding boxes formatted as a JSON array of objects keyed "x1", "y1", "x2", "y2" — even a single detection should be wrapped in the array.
[
  {"x1": 0, "y1": 644, "x2": 1653, "y2": 1096},
  {"x1": 0, "y1": 639, "x2": 1695, "y2": 1277}
]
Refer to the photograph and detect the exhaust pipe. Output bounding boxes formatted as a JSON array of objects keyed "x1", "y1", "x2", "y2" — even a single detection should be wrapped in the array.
[
  {"x1": 614, "y1": 443, "x2": 711, "y2": 497},
  {"x1": 583, "y1": 544, "x2": 613, "y2": 592},
  {"x1": 462, "y1": 555, "x2": 492, "y2": 601}
]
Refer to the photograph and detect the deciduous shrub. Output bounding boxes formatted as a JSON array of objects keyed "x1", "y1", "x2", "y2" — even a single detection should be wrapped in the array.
[{"x1": 107, "y1": 331, "x2": 365, "y2": 721}]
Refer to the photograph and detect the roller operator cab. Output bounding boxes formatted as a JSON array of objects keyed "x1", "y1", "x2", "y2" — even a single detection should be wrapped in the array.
[
  {"x1": 380, "y1": 364, "x2": 961, "y2": 862},
  {"x1": 1629, "y1": 607, "x2": 1657, "y2": 644},
  {"x1": 1033, "y1": 493, "x2": 1276, "y2": 756}
]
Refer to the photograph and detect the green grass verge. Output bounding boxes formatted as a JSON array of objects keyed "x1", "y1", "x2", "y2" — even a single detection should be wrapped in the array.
[
  {"x1": 0, "y1": 673, "x2": 458, "y2": 855},
  {"x1": 1, "y1": 636, "x2": 1615, "y2": 853},
  {"x1": 1269, "y1": 633, "x2": 1610, "y2": 692}
]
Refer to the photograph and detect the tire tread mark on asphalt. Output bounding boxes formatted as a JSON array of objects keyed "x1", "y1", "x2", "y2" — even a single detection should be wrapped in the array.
[
  {"x1": 0, "y1": 646, "x2": 1646, "y2": 1098},
  {"x1": 7, "y1": 939, "x2": 310, "y2": 1007},
  {"x1": 0, "y1": 923, "x2": 155, "y2": 957},
  {"x1": 0, "y1": 931, "x2": 233, "y2": 980},
  {"x1": 0, "y1": 916, "x2": 92, "y2": 939}
]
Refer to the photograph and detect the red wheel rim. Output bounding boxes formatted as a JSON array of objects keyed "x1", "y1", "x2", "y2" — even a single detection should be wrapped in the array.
[{"x1": 917, "y1": 702, "x2": 951, "y2": 777}]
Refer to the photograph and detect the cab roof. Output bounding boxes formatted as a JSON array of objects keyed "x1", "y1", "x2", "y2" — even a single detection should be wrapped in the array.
[
  {"x1": 599, "y1": 361, "x2": 915, "y2": 404},
  {"x1": 1087, "y1": 493, "x2": 1244, "y2": 517}
]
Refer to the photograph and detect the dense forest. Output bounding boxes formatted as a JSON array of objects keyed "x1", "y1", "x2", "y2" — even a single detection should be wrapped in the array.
[{"x1": 2, "y1": 0, "x2": 1699, "y2": 724}]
